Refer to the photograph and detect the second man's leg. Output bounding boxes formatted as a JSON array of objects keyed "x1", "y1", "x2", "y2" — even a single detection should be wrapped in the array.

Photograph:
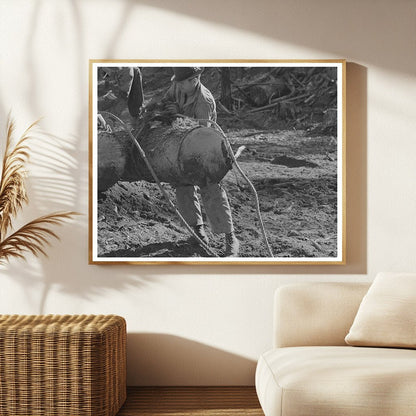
[
  {"x1": 176, "y1": 185, "x2": 208, "y2": 245},
  {"x1": 200, "y1": 183, "x2": 239, "y2": 256}
]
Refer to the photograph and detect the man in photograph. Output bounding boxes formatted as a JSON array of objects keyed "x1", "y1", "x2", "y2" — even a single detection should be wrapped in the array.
[{"x1": 128, "y1": 67, "x2": 239, "y2": 257}]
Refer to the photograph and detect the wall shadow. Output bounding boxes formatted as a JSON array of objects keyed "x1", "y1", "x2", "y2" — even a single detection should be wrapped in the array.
[
  {"x1": 127, "y1": 333, "x2": 257, "y2": 386},
  {"x1": 134, "y1": 0, "x2": 414, "y2": 76},
  {"x1": 344, "y1": 63, "x2": 368, "y2": 274},
  {"x1": 0, "y1": 1, "x2": 158, "y2": 312}
]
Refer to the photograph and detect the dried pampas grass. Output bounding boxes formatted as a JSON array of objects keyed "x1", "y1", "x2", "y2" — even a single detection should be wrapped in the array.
[{"x1": 0, "y1": 115, "x2": 78, "y2": 264}]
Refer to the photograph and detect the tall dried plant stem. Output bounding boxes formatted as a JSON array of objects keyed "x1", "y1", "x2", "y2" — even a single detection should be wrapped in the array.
[
  {"x1": 0, "y1": 115, "x2": 78, "y2": 264},
  {"x1": 0, "y1": 117, "x2": 35, "y2": 240}
]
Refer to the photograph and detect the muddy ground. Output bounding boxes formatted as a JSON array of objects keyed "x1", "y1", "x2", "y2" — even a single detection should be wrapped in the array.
[{"x1": 97, "y1": 127, "x2": 338, "y2": 259}]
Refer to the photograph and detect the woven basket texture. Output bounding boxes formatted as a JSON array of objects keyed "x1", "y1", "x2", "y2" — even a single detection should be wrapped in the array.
[{"x1": 0, "y1": 314, "x2": 126, "y2": 416}]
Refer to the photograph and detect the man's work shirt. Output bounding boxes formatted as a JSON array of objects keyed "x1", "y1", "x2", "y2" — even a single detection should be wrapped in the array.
[{"x1": 165, "y1": 82, "x2": 217, "y2": 122}]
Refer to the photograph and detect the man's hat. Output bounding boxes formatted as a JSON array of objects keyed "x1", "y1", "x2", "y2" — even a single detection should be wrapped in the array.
[{"x1": 171, "y1": 67, "x2": 203, "y2": 82}]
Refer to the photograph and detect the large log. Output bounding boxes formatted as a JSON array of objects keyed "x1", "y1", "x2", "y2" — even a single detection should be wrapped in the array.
[
  {"x1": 97, "y1": 130, "x2": 132, "y2": 192},
  {"x1": 97, "y1": 124, "x2": 233, "y2": 192}
]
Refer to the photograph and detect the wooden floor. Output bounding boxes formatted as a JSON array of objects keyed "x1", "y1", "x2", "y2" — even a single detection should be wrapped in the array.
[{"x1": 117, "y1": 386, "x2": 264, "y2": 416}]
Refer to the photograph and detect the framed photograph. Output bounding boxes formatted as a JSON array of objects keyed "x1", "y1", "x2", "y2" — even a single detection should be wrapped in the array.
[{"x1": 89, "y1": 60, "x2": 346, "y2": 265}]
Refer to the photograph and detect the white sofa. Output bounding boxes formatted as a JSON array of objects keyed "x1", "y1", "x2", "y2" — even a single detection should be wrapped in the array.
[{"x1": 255, "y1": 282, "x2": 416, "y2": 416}]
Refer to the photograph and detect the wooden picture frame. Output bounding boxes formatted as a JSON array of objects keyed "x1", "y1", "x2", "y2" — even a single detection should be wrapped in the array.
[{"x1": 89, "y1": 60, "x2": 346, "y2": 265}]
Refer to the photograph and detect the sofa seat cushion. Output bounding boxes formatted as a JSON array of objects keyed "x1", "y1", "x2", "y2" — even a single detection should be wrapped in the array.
[{"x1": 256, "y1": 346, "x2": 416, "y2": 416}]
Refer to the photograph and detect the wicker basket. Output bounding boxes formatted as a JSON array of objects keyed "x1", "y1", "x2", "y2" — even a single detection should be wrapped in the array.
[{"x1": 0, "y1": 314, "x2": 126, "y2": 416}]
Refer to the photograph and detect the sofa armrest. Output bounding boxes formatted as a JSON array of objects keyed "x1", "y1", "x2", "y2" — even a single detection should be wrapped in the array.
[{"x1": 274, "y1": 282, "x2": 370, "y2": 348}]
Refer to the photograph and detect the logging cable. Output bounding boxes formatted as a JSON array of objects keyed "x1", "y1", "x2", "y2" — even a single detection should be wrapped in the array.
[{"x1": 99, "y1": 111, "x2": 219, "y2": 258}]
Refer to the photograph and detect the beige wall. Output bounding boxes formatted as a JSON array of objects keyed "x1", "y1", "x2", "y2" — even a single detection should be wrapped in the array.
[{"x1": 0, "y1": 0, "x2": 415, "y2": 385}]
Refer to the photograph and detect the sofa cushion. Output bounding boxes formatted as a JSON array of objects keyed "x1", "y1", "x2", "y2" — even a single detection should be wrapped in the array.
[
  {"x1": 345, "y1": 272, "x2": 416, "y2": 348},
  {"x1": 256, "y1": 346, "x2": 416, "y2": 416},
  {"x1": 274, "y1": 283, "x2": 370, "y2": 348}
]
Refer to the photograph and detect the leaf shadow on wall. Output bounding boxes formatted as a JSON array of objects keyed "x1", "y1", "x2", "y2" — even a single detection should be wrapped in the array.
[
  {"x1": 0, "y1": 0, "x2": 159, "y2": 313},
  {"x1": 126, "y1": 333, "x2": 257, "y2": 386}
]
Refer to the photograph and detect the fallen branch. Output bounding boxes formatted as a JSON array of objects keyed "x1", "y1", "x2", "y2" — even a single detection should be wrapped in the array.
[
  {"x1": 232, "y1": 82, "x2": 287, "y2": 89},
  {"x1": 246, "y1": 93, "x2": 310, "y2": 114}
]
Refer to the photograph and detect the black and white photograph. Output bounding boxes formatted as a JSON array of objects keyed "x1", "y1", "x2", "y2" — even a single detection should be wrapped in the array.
[{"x1": 89, "y1": 60, "x2": 345, "y2": 264}]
